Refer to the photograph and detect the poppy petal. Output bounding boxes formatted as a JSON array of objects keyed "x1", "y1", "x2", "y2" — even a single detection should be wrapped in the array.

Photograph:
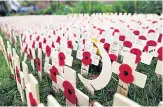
[
  {"x1": 157, "y1": 47, "x2": 162, "y2": 55},
  {"x1": 103, "y1": 43, "x2": 110, "y2": 53},
  {"x1": 119, "y1": 64, "x2": 132, "y2": 74},
  {"x1": 148, "y1": 29, "x2": 155, "y2": 33},
  {"x1": 135, "y1": 56, "x2": 141, "y2": 63},
  {"x1": 46, "y1": 45, "x2": 51, "y2": 57},
  {"x1": 67, "y1": 41, "x2": 73, "y2": 49},
  {"x1": 118, "y1": 64, "x2": 134, "y2": 84},
  {"x1": 36, "y1": 58, "x2": 41, "y2": 71},
  {"x1": 158, "y1": 34, "x2": 162, "y2": 43},
  {"x1": 100, "y1": 38, "x2": 105, "y2": 43},
  {"x1": 130, "y1": 48, "x2": 142, "y2": 56},
  {"x1": 82, "y1": 51, "x2": 92, "y2": 65},
  {"x1": 119, "y1": 73, "x2": 134, "y2": 84},
  {"x1": 109, "y1": 54, "x2": 117, "y2": 61},
  {"x1": 29, "y1": 92, "x2": 38, "y2": 106},
  {"x1": 119, "y1": 35, "x2": 125, "y2": 41},
  {"x1": 139, "y1": 36, "x2": 147, "y2": 40},
  {"x1": 58, "y1": 52, "x2": 66, "y2": 66},
  {"x1": 63, "y1": 81, "x2": 75, "y2": 94},
  {"x1": 50, "y1": 66, "x2": 59, "y2": 83},
  {"x1": 146, "y1": 40, "x2": 157, "y2": 46},
  {"x1": 39, "y1": 42, "x2": 42, "y2": 49},
  {"x1": 123, "y1": 41, "x2": 132, "y2": 48},
  {"x1": 133, "y1": 30, "x2": 140, "y2": 36}
]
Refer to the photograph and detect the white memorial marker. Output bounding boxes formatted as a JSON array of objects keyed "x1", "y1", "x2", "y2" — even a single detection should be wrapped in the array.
[
  {"x1": 112, "y1": 53, "x2": 147, "y2": 96},
  {"x1": 26, "y1": 74, "x2": 40, "y2": 107}
]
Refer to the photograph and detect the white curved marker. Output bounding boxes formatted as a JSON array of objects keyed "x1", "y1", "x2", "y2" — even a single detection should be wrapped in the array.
[{"x1": 78, "y1": 42, "x2": 112, "y2": 93}]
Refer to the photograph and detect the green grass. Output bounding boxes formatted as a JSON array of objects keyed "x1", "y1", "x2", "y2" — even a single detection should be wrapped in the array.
[{"x1": 0, "y1": 31, "x2": 162, "y2": 106}]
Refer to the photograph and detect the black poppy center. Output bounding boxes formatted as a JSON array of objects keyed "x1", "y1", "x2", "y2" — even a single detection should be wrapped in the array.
[
  {"x1": 17, "y1": 73, "x2": 20, "y2": 77},
  {"x1": 105, "y1": 47, "x2": 109, "y2": 51},
  {"x1": 53, "y1": 72, "x2": 56, "y2": 76},
  {"x1": 68, "y1": 89, "x2": 72, "y2": 95},
  {"x1": 124, "y1": 71, "x2": 128, "y2": 76},
  {"x1": 60, "y1": 57, "x2": 63, "y2": 60},
  {"x1": 149, "y1": 44, "x2": 153, "y2": 46},
  {"x1": 85, "y1": 56, "x2": 89, "y2": 59}
]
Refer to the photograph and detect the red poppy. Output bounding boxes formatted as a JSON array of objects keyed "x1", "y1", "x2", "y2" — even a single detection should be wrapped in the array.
[
  {"x1": 99, "y1": 29, "x2": 105, "y2": 35},
  {"x1": 16, "y1": 66, "x2": 21, "y2": 84},
  {"x1": 133, "y1": 30, "x2": 140, "y2": 36},
  {"x1": 152, "y1": 21, "x2": 157, "y2": 24},
  {"x1": 53, "y1": 30, "x2": 56, "y2": 35},
  {"x1": 50, "y1": 66, "x2": 59, "y2": 83},
  {"x1": 103, "y1": 43, "x2": 110, "y2": 53},
  {"x1": 29, "y1": 48, "x2": 33, "y2": 60},
  {"x1": 62, "y1": 81, "x2": 77, "y2": 104},
  {"x1": 146, "y1": 40, "x2": 157, "y2": 46},
  {"x1": 56, "y1": 36, "x2": 61, "y2": 44},
  {"x1": 23, "y1": 36, "x2": 26, "y2": 43},
  {"x1": 43, "y1": 38, "x2": 46, "y2": 44},
  {"x1": 130, "y1": 48, "x2": 142, "y2": 56},
  {"x1": 32, "y1": 41, "x2": 35, "y2": 48},
  {"x1": 36, "y1": 36, "x2": 40, "y2": 41},
  {"x1": 39, "y1": 42, "x2": 42, "y2": 49},
  {"x1": 118, "y1": 64, "x2": 134, "y2": 84},
  {"x1": 135, "y1": 56, "x2": 141, "y2": 63},
  {"x1": 112, "y1": 29, "x2": 119, "y2": 36},
  {"x1": 130, "y1": 48, "x2": 142, "y2": 63},
  {"x1": 109, "y1": 54, "x2": 117, "y2": 62},
  {"x1": 29, "y1": 92, "x2": 38, "y2": 106},
  {"x1": 123, "y1": 41, "x2": 132, "y2": 48},
  {"x1": 52, "y1": 42, "x2": 55, "y2": 48},
  {"x1": 67, "y1": 40, "x2": 73, "y2": 49},
  {"x1": 83, "y1": 39, "x2": 85, "y2": 44},
  {"x1": 24, "y1": 45, "x2": 28, "y2": 53},
  {"x1": 158, "y1": 33, "x2": 162, "y2": 43},
  {"x1": 148, "y1": 29, "x2": 155, "y2": 33},
  {"x1": 157, "y1": 47, "x2": 163, "y2": 61},
  {"x1": 46, "y1": 45, "x2": 51, "y2": 57},
  {"x1": 73, "y1": 34, "x2": 76, "y2": 37},
  {"x1": 30, "y1": 34, "x2": 32, "y2": 40},
  {"x1": 82, "y1": 51, "x2": 92, "y2": 65},
  {"x1": 119, "y1": 35, "x2": 125, "y2": 41},
  {"x1": 100, "y1": 38, "x2": 105, "y2": 43},
  {"x1": 8, "y1": 54, "x2": 12, "y2": 63},
  {"x1": 143, "y1": 45, "x2": 148, "y2": 52},
  {"x1": 139, "y1": 36, "x2": 147, "y2": 40},
  {"x1": 36, "y1": 58, "x2": 41, "y2": 71},
  {"x1": 58, "y1": 52, "x2": 66, "y2": 66}
]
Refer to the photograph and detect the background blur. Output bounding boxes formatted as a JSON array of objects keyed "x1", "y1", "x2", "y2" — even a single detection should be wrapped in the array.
[{"x1": 0, "y1": 0, "x2": 162, "y2": 16}]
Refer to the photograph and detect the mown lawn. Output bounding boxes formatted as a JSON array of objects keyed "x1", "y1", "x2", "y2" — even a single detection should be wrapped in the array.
[{"x1": 0, "y1": 31, "x2": 162, "y2": 106}]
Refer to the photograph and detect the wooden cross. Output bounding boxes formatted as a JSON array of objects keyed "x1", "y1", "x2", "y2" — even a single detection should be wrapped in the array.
[
  {"x1": 52, "y1": 66, "x2": 89, "y2": 106},
  {"x1": 0, "y1": 36, "x2": 9, "y2": 65},
  {"x1": 37, "y1": 48, "x2": 42, "y2": 80},
  {"x1": 7, "y1": 41, "x2": 15, "y2": 76},
  {"x1": 26, "y1": 74, "x2": 40, "y2": 106},
  {"x1": 13, "y1": 49, "x2": 25, "y2": 102},
  {"x1": 22, "y1": 61, "x2": 29, "y2": 86},
  {"x1": 112, "y1": 53, "x2": 147, "y2": 96}
]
